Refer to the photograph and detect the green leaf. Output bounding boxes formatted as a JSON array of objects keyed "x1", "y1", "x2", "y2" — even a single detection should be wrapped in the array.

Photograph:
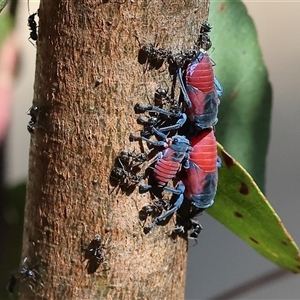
[
  {"x1": 0, "y1": 0, "x2": 8, "y2": 13},
  {"x1": 207, "y1": 145, "x2": 300, "y2": 273},
  {"x1": 0, "y1": 10, "x2": 13, "y2": 45},
  {"x1": 210, "y1": 0, "x2": 272, "y2": 191}
]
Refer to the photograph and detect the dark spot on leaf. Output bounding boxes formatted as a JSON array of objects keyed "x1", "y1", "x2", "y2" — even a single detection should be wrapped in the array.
[
  {"x1": 239, "y1": 182, "x2": 249, "y2": 195},
  {"x1": 219, "y1": 2, "x2": 226, "y2": 12},
  {"x1": 282, "y1": 241, "x2": 288, "y2": 246},
  {"x1": 295, "y1": 256, "x2": 300, "y2": 262},
  {"x1": 234, "y1": 211, "x2": 243, "y2": 218},
  {"x1": 221, "y1": 150, "x2": 234, "y2": 168},
  {"x1": 297, "y1": 265, "x2": 300, "y2": 270},
  {"x1": 249, "y1": 237, "x2": 259, "y2": 244}
]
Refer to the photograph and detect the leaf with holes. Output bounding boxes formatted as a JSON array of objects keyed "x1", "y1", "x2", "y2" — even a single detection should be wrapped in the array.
[{"x1": 206, "y1": 144, "x2": 300, "y2": 273}]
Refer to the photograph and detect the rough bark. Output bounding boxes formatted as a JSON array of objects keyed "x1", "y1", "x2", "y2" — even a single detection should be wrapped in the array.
[{"x1": 20, "y1": 1, "x2": 209, "y2": 299}]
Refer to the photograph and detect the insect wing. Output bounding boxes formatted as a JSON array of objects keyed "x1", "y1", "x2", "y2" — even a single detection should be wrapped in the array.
[
  {"x1": 185, "y1": 85, "x2": 218, "y2": 128},
  {"x1": 183, "y1": 161, "x2": 206, "y2": 194},
  {"x1": 183, "y1": 162, "x2": 217, "y2": 209}
]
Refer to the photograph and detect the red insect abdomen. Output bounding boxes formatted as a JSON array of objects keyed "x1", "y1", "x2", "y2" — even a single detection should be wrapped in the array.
[
  {"x1": 186, "y1": 54, "x2": 215, "y2": 94},
  {"x1": 154, "y1": 159, "x2": 180, "y2": 186},
  {"x1": 189, "y1": 128, "x2": 217, "y2": 173}
]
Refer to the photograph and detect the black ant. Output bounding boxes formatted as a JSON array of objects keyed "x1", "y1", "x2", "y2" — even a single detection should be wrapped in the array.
[
  {"x1": 189, "y1": 221, "x2": 203, "y2": 240},
  {"x1": 170, "y1": 198, "x2": 204, "y2": 243},
  {"x1": 109, "y1": 151, "x2": 146, "y2": 195},
  {"x1": 27, "y1": 105, "x2": 38, "y2": 133},
  {"x1": 82, "y1": 234, "x2": 110, "y2": 274},
  {"x1": 118, "y1": 150, "x2": 148, "y2": 166},
  {"x1": 137, "y1": 21, "x2": 213, "y2": 75},
  {"x1": 134, "y1": 89, "x2": 186, "y2": 139},
  {"x1": 139, "y1": 198, "x2": 170, "y2": 221},
  {"x1": 173, "y1": 219, "x2": 203, "y2": 240},
  {"x1": 28, "y1": 13, "x2": 38, "y2": 43},
  {"x1": 7, "y1": 257, "x2": 42, "y2": 294},
  {"x1": 197, "y1": 21, "x2": 213, "y2": 51},
  {"x1": 170, "y1": 21, "x2": 213, "y2": 69},
  {"x1": 138, "y1": 42, "x2": 172, "y2": 72},
  {"x1": 27, "y1": 0, "x2": 39, "y2": 46}
]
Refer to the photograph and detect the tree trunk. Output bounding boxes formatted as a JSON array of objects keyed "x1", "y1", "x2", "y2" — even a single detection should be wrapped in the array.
[{"x1": 20, "y1": 1, "x2": 209, "y2": 299}]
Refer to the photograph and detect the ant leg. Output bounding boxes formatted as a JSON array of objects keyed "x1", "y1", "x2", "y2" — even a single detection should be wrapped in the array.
[
  {"x1": 177, "y1": 68, "x2": 192, "y2": 108},
  {"x1": 129, "y1": 134, "x2": 167, "y2": 147},
  {"x1": 134, "y1": 104, "x2": 176, "y2": 116},
  {"x1": 151, "y1": 113, "x2": 187, "y2": 133},
  {"x1": 144, "y1": 183, "x2": 185, "y2": 234}
]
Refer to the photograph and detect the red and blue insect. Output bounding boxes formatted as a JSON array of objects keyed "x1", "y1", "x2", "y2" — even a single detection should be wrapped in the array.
[
  {"x1": 182, "y1": 127, "x2": 220, "y2": 216},
  {"x1": 176, "y1": 49, "x2": 223, "y2": 131},
  {"x1": 129, "y1": 128, "x2": 192, "y2": 190},
  {"x1": 130, "y1": 128, "x2": 194, "y2": 233}
]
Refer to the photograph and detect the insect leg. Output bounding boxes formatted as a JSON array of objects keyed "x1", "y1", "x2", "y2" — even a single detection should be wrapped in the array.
[
  {"x1": 214, "y1": 76, "x2": 223, "y2": 97},
  {"x1": 143, "y1": 183, "x2": 185, "y2": 234},
  {"x1": 177, "y1": 68, "x2": 192, "y2": 108},
  {"x1": 129, "y1": 134, "x2": 167, "y2": 147}
]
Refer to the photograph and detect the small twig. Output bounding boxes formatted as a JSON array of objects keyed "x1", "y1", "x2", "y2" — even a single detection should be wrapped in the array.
[{"x1": 208, "y1": 268, "x2": 290, "y2": 300}]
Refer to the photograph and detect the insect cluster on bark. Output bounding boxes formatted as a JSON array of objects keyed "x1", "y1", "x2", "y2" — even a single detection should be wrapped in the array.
[{"x1": 111, "y1": 21, "x2": 223, "y2": 241}]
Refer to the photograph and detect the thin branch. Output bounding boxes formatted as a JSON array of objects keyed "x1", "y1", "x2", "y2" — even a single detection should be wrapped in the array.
[{"x1": 208, "y1": 268, "x2": 290, "y2": 300}]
